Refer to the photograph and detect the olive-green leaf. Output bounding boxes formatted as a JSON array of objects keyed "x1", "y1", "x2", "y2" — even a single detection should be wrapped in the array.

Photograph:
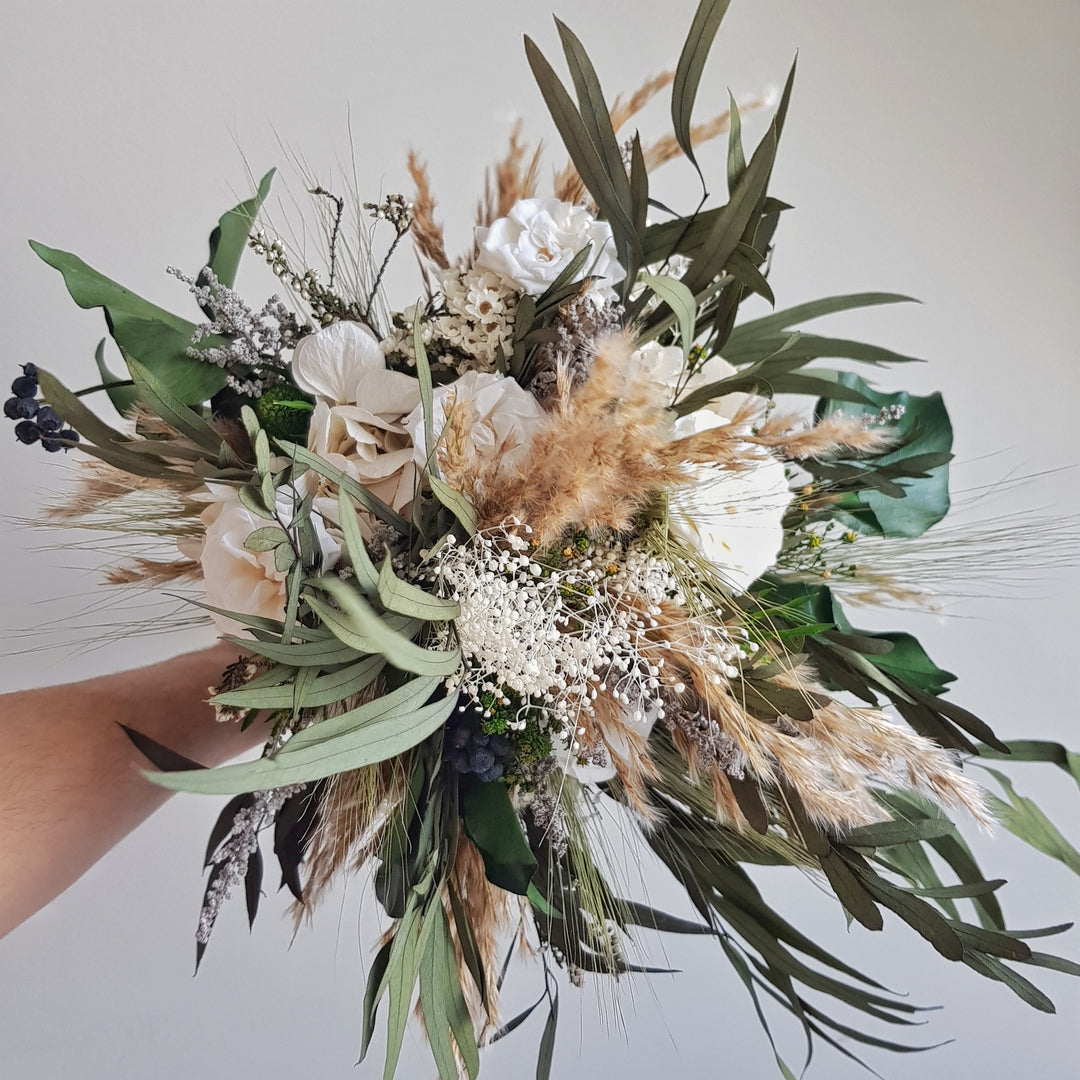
[
  {"x1": 640, "y1": 273, "x2": 697, "y2": 361},
  {"x1": 672, "y1": 0, "x2": 734, "y2": 171},
  {"x1": 92, "y1": 338, "x2": 139, "y2": 416}
]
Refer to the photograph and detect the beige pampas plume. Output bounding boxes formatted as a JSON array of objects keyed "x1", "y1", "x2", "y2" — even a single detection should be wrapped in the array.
[
  {"x1": 748, "y1": 410, "x2": 897, "y2": 461},
  {"x1": 471, "y1": 334, "x2": 760, "y2": 545},
  {"x1": 407, "y1": 151, "x2": 450, "y2": 270}
]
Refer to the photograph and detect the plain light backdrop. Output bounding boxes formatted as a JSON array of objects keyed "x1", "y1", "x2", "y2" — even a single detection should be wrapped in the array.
[{"x1": 1, "y1": 2, "x2": 1078, "y2": 1078}]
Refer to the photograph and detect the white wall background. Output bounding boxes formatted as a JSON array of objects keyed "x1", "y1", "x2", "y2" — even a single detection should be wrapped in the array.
[{"x1": 1, "y1": 2, "x2": 1078, "y2": 1077}]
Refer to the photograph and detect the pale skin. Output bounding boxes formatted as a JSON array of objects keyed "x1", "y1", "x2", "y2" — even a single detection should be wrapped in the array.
[{"x1": 0, "y1": 643, "x2": 264, "y2": 939}]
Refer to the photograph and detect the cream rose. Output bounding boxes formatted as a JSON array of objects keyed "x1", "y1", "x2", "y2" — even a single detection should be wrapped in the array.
[
  {"x1": 475, "y1": 197, "x2": 625, "y2": 297},
  {"x1": 196, "y1": 480, "x2": 341, "y2": 636},
  {"x1": 404, "y1": 370, "x2": 546, "y2": 475}
]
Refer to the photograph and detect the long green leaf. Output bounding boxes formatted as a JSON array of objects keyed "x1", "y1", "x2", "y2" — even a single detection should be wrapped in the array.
[
  {"x1": 211, "y1": 654, "x2": 385, "y2": 710},
  {"x1": 337, "y1": 488, "x2": 380, "y2": 595},
  {"x1": 30, "y1": 241, "x2": 227, "y2": 403},
  {"x1": 983, "y1": 767, "x2": 1080, "y2": 878},
  {"x1": 142, "y1": 690, "x2": 458, "y2": 795},
  {"x1": 377, "y1": 552, "x2": 459, "y2": 621},
  {"x1": 524, "y1": 36, "x2": 639, "y2": 261},
  {"x1": 92, "y1": 338, "x2": 139, "y2": 416},
  {"x1": 428, "y1": 475, "x2": 477, "y2": 536},
  {"x1": 125, "y1": 353, "x2": 223, "y2": 451},
  {"x1": 304, "y1": 577, "x2": 459, "y2": 676},
  {"x1": 671, "y1": 0, "x2": 734, "y2": 171},
  {"x1": 206, "y1": 169, "x2": 274, "y2": 289},
  {"x1": 277, "y1": 440, "x2": 410, "y2": 534},
  {"x1": 640, "y1": 273, "x2": 697, "y2": 361},
  {"x1": 283, "y1": 675, "x2": 441, "y2": 753}
]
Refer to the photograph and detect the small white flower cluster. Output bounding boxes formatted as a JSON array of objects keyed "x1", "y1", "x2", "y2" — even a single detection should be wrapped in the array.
[
  {"x1": 382, "y1": 266, "x2": 518, "y2": 376},
  {"x1": 433, "y1": 527, "x2": 743, "y2": 754}
]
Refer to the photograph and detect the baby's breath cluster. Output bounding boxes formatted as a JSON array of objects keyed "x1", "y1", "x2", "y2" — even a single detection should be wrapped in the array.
[{"x1": 433, "y1": 526, "x2": 739, "y2": 758}]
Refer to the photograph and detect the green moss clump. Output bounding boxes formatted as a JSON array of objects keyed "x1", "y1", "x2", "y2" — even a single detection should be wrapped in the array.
[{"x1": 254, "y1": 384, "x2": 315, "y2": 441}]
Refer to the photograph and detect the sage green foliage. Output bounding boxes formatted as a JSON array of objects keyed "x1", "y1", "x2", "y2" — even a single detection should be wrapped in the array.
[{"x1": 361, "y1": 747, "x2": 483, "y2": 1080}]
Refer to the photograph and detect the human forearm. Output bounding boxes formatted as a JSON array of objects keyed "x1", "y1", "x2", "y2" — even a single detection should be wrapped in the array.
[{"x1": 0, "y1": 643, "x2": 264, "y2": 938}]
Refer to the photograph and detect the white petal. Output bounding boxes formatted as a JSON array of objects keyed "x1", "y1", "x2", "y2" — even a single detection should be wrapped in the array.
[{"x1": 291, "y1": 321, "x2": 387, "y2": 404}]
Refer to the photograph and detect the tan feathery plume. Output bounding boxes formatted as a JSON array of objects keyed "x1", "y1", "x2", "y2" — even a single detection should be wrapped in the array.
[
  {"x1": 445, "y1": 837, "x2": 516, "y2": 1040},
  {"x1": 407, "y1": 151, "x2": 450, "y2": 269},
  {"x1": 609, "y1": 71, "x2": 675, "y2": 133},
  {"x1": 472, "y1": 335, "x2": 762, "y2": 545},
  {"x1": 475, "y1": 121, "x2": 543, "y2": 230},
  {"x1": 747, "y1": 410, "x2": 897, "y2": 461}
]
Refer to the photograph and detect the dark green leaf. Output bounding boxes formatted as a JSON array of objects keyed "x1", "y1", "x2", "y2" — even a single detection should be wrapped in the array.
[
  {"x1": 120, "y1": 724, "x2": 204, "y2": 772},
  {"x1": 461, "y1": 778, "x2": 537, "y2": 895},
  {"x1": 30, "y1": 240, "x2": 227, "y2": 403},
  {"x1": 818, "y1": 374, "x2": 952, "y2": 538},
  {"x1": 536, "y1": 982, "x2": 558, "y2": 1080},
  {"x1": 844, "y1": 818, "x2": 957, "y2": 848},
  {"x1": 206, "y1": 169, "x2": 274, "y2": 290}
]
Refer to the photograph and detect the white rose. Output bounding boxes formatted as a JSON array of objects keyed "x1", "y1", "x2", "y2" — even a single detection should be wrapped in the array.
[
  {"x1": 629, "y1": 341, "x2": 753, "y2": 418},
  {"x1": 475, "y1": 197, "x2": 625, "y2": 297},
  {"x1": 291, "y1": 321, "x2": 422, "y2": 522},
  {"x1": 669, "y1": 410, "x2": 792, "y2": 594},
  {"x1": 196, "y1": 480, "x2": 341, "y2": 636},
  {"x1": 404, "y1": 370, "x2": 546, "y2": 475}
]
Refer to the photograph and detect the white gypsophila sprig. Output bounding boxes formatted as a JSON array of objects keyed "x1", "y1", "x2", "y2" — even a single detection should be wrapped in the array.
[
  {"x1": 195, "y1": 784, "x2": 306, "y2": 946},
  {"x1": 167, "y1": 265, "x2": 302, "y2": 396},
  {"x1": 432, "y1": 527, "x2": 746, "y2": 755}
]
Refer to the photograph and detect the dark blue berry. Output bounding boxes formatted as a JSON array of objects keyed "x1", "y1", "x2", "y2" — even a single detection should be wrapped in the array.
[
  {"x1": 488, "y1": 734, "x2": 512, "y2": 757},
  {"x1": 469, "y1": 746, "x2": 496, "y2": 774},
  {"x1": 6, "y1": 396, "x2": 32, "y2": 420},
  {"x1": 11, "y1": 375, "x2": 37, "y2": 398},
  {"x1": 58, "y1": 428, "x2": 79, "y2": 444},
  {"x1": 21, "y1": 363, "x2": 38, "y2": 378},
  {"x1": 14, "y1": 421, "x2": 41, "y2": 445},
  {"x1": 476, "y1": 762, "x2": 505, "y2": 783},
  {"x1": 447, "y1": 725, "x2": 472, "y2": 750},
  {"x1": 41, "y1": 436, "x2": 64, "y2": 453},
  {"x1": 36, "y1": 406, "x2": 62, "y2": 432}
]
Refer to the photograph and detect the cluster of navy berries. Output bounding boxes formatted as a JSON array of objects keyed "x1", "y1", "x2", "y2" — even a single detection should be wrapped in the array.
[
  {"x1": 444, "y1": 715, "x2": 514, "y2": 784},
  {"x1": 4, "y1": 365, "x2": 79, "y2": 451}
]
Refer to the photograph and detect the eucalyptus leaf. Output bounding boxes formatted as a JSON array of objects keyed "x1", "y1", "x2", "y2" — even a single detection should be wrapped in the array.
[
  {"x1": 428, "y1": 475, "x2": 477, "y2": 536},
  {"x1": 142, "y1": 689, "x2": 458, "y2": 795},
  {"x1": 303, "y1": 577, "x2": 458, "y2": 676},
  {"x1": 377, "y1": 552, "x2": 459, "y2": 621},
  {"x1": 671, "y1": 0, "x2": 734, "y2": 172}
]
